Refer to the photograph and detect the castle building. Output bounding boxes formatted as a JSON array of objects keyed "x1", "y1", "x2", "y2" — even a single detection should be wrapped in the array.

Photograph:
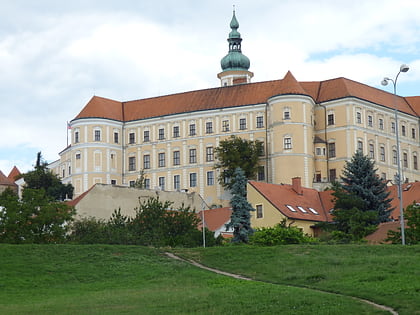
[{"x1": 53, "y1": 11, "x2": 420, "y2": 207}]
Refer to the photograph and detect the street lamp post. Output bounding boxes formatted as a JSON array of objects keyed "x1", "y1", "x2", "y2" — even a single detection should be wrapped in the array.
[{"x1": 381, "y1": 64, "x2": 409, "y2": 245}]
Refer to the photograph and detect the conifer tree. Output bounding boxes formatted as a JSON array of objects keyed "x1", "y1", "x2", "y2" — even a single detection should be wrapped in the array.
[
  {"x1": 226, "y1": 167, "x2": 255, "y2": 243},
  {"x1": 340, "y1": 151, "x2": 393, "y2": 223}
]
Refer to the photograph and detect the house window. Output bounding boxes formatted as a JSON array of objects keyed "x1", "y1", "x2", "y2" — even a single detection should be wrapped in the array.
[
  {"x1": 128, "y1": 156, "x2": 136, "y2": 171},
  {"x1": 379, "y1": 118, "x2": 384, "y2": 130},
  {"x1": 392, "y1": 150, "x2": 397, "y2": 165},
  {"x1": 380, "y1": 146, "x2": 385, "y2": 162},
  {"x1": 158, "y1": 177, "x2": 165, "y2": 190},
  {"x1": 144, "y1": 178, "x2": 150, "y2": 189},
  {"x1": 94, "y1": 129, "x2": 101, "y2": 141},
  {"x1": 206, "y1": 122, "x2": 213, "y2": 134},
  {"x1": 206, "y1": 147, "x2": 214, "y2": 162},
  {"x1": 402, "y1": 125, "x2": 406, "y2": 137},
  {"x1": 357, "y1": 141, "x2": 363, "y2": 153},
  {"x1": 327, "y1": 114, "x2": 335, "y2": 126},
  {"x1": 403, "y1": 152, "x2": 408, "y2": 168},
  {"x1": 329, "y1": 169, "x2": 337, "y2": 181},
  {"x1": 367, "y1": 115, "x2": 373, "y2": 127},
  {"x1": 173, "y1": 126, "x2": 180, "y2": 138},
  {"x1": 257, "y1": 166, "x2": 265, "y2": 181},
  {"x1": 369, "y1": 143, "x2": 374, "y2": 159},
  {"x1": 189, "y1": 149, "x2": 197, "y2": 164},
  {"x1": 412, "y1": 128, "x2": 416, "y2": 139},
  {"x1": 328, "y1": 143, "x2": 336, "y2": 158},
  {"x1": 284, "y1": 137, "x2": 292, "y2": 150},
  {"x1": 222, "y1": 120, "x2": 230, "y2": 132},
  {"x1": 239, "y1": 118, "x2": 247, "y2": 130},
  {"x1": 189, "y1": 124, "x2": 196, "y2": 136},
  {"x1": 143, "y1": 154, "x2": 150, "y2": 169},
  {"x1": 75, "y1": 131, "x2": 79, "y2": 143},
  {"x1": 173, "y1": 151, "x2": 180, "y2": 166},
  {"x1": 173, "y1": 175, "x2": 180, "y2": 190},
  {"x1": 114, "y1": 132, "x2": 119, "y2": 144},
  {"x1": 207, "y1": 171, "x2": 214, "y2": 186},
  {"x1": 356, "y1": 112, "x2": 362, "y2": 124},
  {"x1": 158, "y1": 128, "x2": 165, "y2": 140},
  {"x1": 189, "y1": 173, "x2": 197, "y2": 187},
  {"x1": 414, "y1": 155, "x2": 418, "y2": 170},
  {"x1": 256, "y1": 205, "x2": 263, "y2": 218},
  {"x1": 158, "y1": 153, "x2": 165, "y2": 167},
  {"x1": 129, "y1": 132, "x2": 135, "y2": 144},
  {"x1": 391, "y1": 122, "x2": 396, "y2": 134},
  {"x1": 143, "y1": 130, "x2": 150, "y2": 142},
  {"x1": 316, "y1": 147, "x2": 326, "y2": 156},
  {"x1": 284, "y1": 110, "x2": 290, "y2": 120},
  {"x1": 76, "y1": 153, "x2": 81, "y2": 160},
  {"x1": 256, "y1": 116, "x2": 264, "y2": 128}
]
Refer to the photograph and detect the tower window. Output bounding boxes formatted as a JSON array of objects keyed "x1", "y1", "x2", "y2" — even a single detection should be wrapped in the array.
[
  {"x1": 284, "y1": 137, "x2": 292, "y2": 150},
  {"x1": 327, "y1": 114, "x2": 335, "y2": 126}
]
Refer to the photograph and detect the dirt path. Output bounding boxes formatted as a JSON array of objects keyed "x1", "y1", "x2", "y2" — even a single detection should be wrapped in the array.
[{"x1": 165, "y1": 252, "x2": 398, "y2": 315}]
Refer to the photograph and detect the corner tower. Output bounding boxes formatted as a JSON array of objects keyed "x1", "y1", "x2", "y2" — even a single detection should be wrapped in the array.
[{"x1": 218, "y1": 10, "x2": 253, "y2": 86}]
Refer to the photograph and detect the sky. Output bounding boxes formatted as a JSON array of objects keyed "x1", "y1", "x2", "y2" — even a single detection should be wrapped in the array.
[{"x1": 1, "y1": 0, "x2": 420, "y2": 174}]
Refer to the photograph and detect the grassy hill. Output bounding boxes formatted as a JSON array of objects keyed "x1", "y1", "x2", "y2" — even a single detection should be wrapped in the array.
[{"x1": 0, "y1": 244, "x2": 418, "y2": 314}]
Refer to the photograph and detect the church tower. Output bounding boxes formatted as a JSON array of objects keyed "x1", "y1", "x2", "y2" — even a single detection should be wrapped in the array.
[{"x1": 218, "y1": 10, "x2": 253, "y2": 86}]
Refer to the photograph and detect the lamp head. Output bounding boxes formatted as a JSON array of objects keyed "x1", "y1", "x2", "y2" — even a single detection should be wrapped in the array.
[
  {"x1": 381, "y1": 78, "x2": 389, "y2": 86},
  {"x1": 400, "y1": 64, "x2": 409, "y2": 73}
]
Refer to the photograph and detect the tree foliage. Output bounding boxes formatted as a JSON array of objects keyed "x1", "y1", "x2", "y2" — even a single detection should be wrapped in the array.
[
  {"x1": 226, "y1": 168, "x2": 254, "y2": 243},
  {"x1": 0, "y1": 188, "x2": 75, "y2": 243},
  {"x1": 215, "y1": 136, "x2": 263, "y2": 189},
  {"x1": 250, "y1": 220, "x2": 315, "y2": 245},
  {"x1": 23, "y1": 152, "x2": 74, "y2": 201},
  {"x1": 340, "y1": 151, "x2": 393, "y2": 223},
  {"x1": 387, "y1": 203, "x2": 420, "y2": 244}
]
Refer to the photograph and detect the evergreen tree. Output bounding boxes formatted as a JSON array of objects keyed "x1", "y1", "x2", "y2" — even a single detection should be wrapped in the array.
[
  {"x1": 226, "y1": 167, "x2": 255, "y2": 243},
  {"x1": 340, "y1": 151, "x2": 393, "y2": 223},
  {"x1": 215, "y1": 136, "x2": 263, "y2": 190}
]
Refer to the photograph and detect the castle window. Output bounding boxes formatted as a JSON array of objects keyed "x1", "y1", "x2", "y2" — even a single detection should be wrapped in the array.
[
  {"x1": 369, "y1": 143, "x2": 374, "y2": 159},
  {"x1": 356, "y1": 112, "x2": 362, "y2": 124},
  {"x1": 256, "y1": 205, "x2": 263, "y2": 218},
  {"x1": 158, "y1": 177, "x2": 165, "y2": 190},
  {"x1": 357, "y1": 140, "x2": 363, "y2": 153},
  {"x1": 403, "y1": 152, "x2": 408, "y2": 168},
  {"x1": 206, "y1": 147, "x2": 214, "y2": 162},
  {"x1": 173, "y1": 175, "x2": 180, "y2": 190},
  {"x1": 128, "y1": 156, "x2": 136, "y2": 171},
  {"x1": 379, "y1": 118, "x2": 384, "y2": 130},
  {"x1": 328, "y1": 143, "x2": 336, "y2": 158},
  {"x1": 412, "y1": 128, "x2": 416, "y2": 139},
  {"x1": 75, "y1": 131, "x2": 79, "y2": 143},
  {"x1": 143, "y1": 130, "x2": 150, "y2": 142},
  {"x1": 367, "y1": 115, "x2": 373, "y2": 127},
  {"x1": 391, "y1": 122, "x2": 396, "y2": 134},
  {"x1": 284, "y1": 109, "x2": 290, "y2": 120},
  {"x1": 206, "y1": 122, "x2": 213, "y2": 134},
  {"x1": 257, "y1": 166, "x2": 265, "y2": 181},
  {"x1": 158, "y1": 128, "x2": 165, "y2": 140},
  {"x1": 329, "y1": 169, "x2": 336, "y2": 181},
  {"x1": 414, "y1": 155, "x2": 418, "y2": 170},
  {"x1": 143, "y1": 154, "x2": 150, "y2": 169},
  {"x1": 327, "y1": 114, "x2": 335, "y2": 126},
  {"x1": 392, "y1": 150, "x2": 397, "y2": 165},
  {"x1": 189, "y1": 149, "x2": 197, "y2": 164},
  {"x1": 222, "y1": 120, "x2": 230, "y2": 132},
  {"x1": 94, "y1": 129, "x2": 101, "y2": 141},
  {"x1": 207, "y1": 171, "x2": 214, "y2": 186},
  {"x1": 239, "y1": 118, "x2": 247, "y2": 130},
  {"x1": 173, "y1": 126, "x2": 180, "y2": 138},
  {"x1": 144, "y1": 178, "x2": 150, "y2": 189},
  {"x1": 284, "y1": 137, "x2": 292, "y2": 150},
  {"x1": 129, "y1": 132, "x2": 135, "y2": 144},
  {"x1": 380, "y1": 146, "x2": 385, "y2": 162},
  {"x1": 189, "y1": 123, "x2": 196, "y2": 136},
  {"x1": 189, "y1": 173, "x2": 197, "y2": 187},
  {"x1": 158, "y1": 153, "x2": 165, "y2": 167},
  {"x1": 402, "y1": 125, "x2": 406, "y2": 137},
  {"x1": 173, "y1": 151, "x2": 180, "y2": 166},
  {"x1": 256, "y1": 116, "x2": 264, "y2": 128}
]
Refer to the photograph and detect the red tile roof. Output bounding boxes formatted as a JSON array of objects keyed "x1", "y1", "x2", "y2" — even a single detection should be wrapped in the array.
[
  {"x1": 72, "y1": 72, "x2": 418, "y2": 123},
  {"x1": 249, "y1": 181, "x2": 332, "y2": 222},
  {"x1": 7, "y1": 166, "x2": 21, "y2": 181},
  {"x1": 197, "y1": 207, "x2": 232, "y2": 231},
  {"x1": 365, "y1": 221, "x2": 402, "y2": 244},
  {"x1": 0, "y1": 171, "x2": 16, "y2": 187}
]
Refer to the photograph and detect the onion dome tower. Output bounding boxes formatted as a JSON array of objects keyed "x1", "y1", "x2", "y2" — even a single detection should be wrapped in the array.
[{"x1": 218, "y1": 10, "x2": 253, "y2": 86}]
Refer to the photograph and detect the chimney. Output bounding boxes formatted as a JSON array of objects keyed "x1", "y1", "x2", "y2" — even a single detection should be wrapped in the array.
[{"x1": 292, "y1": 177, "x2": 303, "y2": 195}]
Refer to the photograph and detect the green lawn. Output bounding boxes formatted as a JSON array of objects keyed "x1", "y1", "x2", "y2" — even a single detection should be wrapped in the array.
[
  {"x1": 0, "y1": 244, "x2": 392, "y2": 314},
  {"x1": 173, "y1": 244, "x2": 420, "y2": 315}
]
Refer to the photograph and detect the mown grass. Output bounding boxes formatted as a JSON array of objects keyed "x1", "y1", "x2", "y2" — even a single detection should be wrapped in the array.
[
  {"x1": 173, "y1": 244, "x2": 420, "y2": 315},
  {"x1": 0, "y1": 244, "x2": 389, "y2": 314}
]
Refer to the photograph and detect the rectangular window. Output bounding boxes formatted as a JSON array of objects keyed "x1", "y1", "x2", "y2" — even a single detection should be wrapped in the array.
[
  {"x1": 357, "y1": 141, "x2": 363, "y2": 153},
  {"x1": 189, "y1": 173, "x2": 197, "y2": 187},
  {"x1": 222, "y1": 120, "x2": 230, "y2": 132},
  {"x1": 284, "y1": 137, "x2": 292, "y2": 150},
  {"x1": 173, "y1": 126, "x2": 180, "y2": 138},
  {"x1": 412, "y1": 128, "x2": 416, "y2": 139},
  {"x1": 207, "y1": 171, "x2": 214, "y2": 186},
  {"x1": 315, "y1": 147, "x2": 325, "y2": 156},
  {"x1": 173, "y1": 151, "x2": 180, "y2": 166},
  {"x1": 239, "y1": 118, "x2": 247, "y2": 130},
  {"x1": 76, "y1": 153, "x2": 81, "y2": 160},
  {"x1": 111, "y1": 179, "x2": 116, "y2": 185},
  {"x1": 257, "y1": 166, "x2": 265, "y2": 181},
  {"x1": 114, "y1": 132, "x2": 119, "y2": 143},
  {"x1": 129, "y1": 180, "x2": 135, "y2": 187},
  {"x1": 391, "y1": 122, "x2": 396, "y2": 134},
  {"x1": 189, "y1": 124, "x2": 196, "y2": 136},
  {"x1": 402, "y1": 125, "x2": 406, "y2": 137},
  {"x1": 403, "y1": 152, "x2": 408, "y2": 168},
  {"x1": 379, "y1": 118, "x2": 384, "y2": 130},
  {"x1": 128, "y1": 156, "x2": 136, "y2": 171},
  {"x1": 256, "y1": 205, "x2": 263, "y2": 219},
  {"x1": 256, "y1": 116, "x2": 264, "y2": 128},
  {"x1": 392, "y1": 150, "x2": 397, "y2": 165},
  {"x1": 144, "y1": 178, "x2": 150, "y2": 189},
  {"x1": 189, "y1": 149, "x2": 197, "y2": 164},
  {"x1": 158, "y1": 152, "x2": 165, "y2": 167},
  {"x1": 158, "y1": 128, "x2": 165, "y2": 140},
  {"x1": 329, "y1": 169, "x2": 337, "y2": 182},
  {"x1": 356, "y1": 112, "x2": 362, "y2": 124},
  {"x1": 94, "y1": 130, "x2": 101, "y2": 141},
  {"x1": 129, "y1": 132, "x2": 135, "y2": 144},
  {"x1": 206, "y1": 122, "x2": 213, "y2": 134},
  {"x1": 367, "y1": 115, "x2": 373, "y2": 127},
  {"x1": 75, "y1": 131, "x2": 79, "y2": 143},
  {"x1": 173, "y1": 175, "x2": 180, "y2": 190},
  {"x1": 206, "y1": 147, "x2": 214, "y2": 162},
  {"x1": 414, "y1": 155, "x2": 418, "y2": 170},
  {"x1": 327, "y1": 114, "x2": 335, "y2": 126},
  {"x1": 328, "y1": 143, "x2": 336, "y2": 158},
  {"x1": 284, "y1": 111, "x2": 290, "y2": 120},
  {"x1": 380, "y1": 147, "x2": 385, "y2": 162},
  {"x1": 143, "y1": 130, "x2": 150, "y2": 142},
  {"x1": 369, "y1": 143, "x2": 374, "y2": 159},
  {"x1": 143, "y1": 154, "x2": 150, "y2": 169},
  {"x1": 158, "y1": 177, "x2": 165, "y2": 190}
]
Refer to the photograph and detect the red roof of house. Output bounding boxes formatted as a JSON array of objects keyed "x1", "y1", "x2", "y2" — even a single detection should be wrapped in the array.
[
  {"x1": 365, "y1": 221, "x2": 402, "y2": 244},
  {"x1": 197, "y1": 207, "x2": 232, "y2": 231},
  {"x1": 72, "y1": 72, "x2": 419, "y2": 123},
  {"x1": 387, "y1": 181, "x2": 420, "y2": 220},
  {"x1": 7, "y1": 166, "x2": 21, "y2": 182},
  {"x1": 0, "y1": 170, "x2": 17, "y2": 187},
  {"x1": 248, "y1": 180, "x2": 333, "y2": 222}
]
